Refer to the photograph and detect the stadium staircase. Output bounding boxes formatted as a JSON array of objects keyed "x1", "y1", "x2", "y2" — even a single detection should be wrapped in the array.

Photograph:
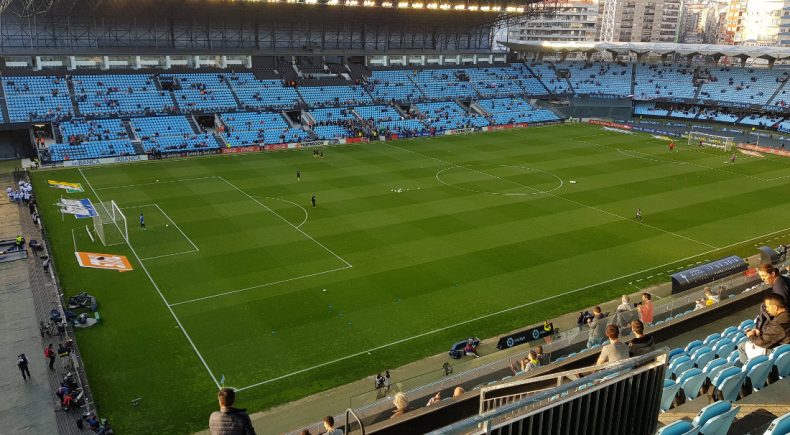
[
  {"x1": 523, "y1": 63, "x2": 554, "y2": 95},
  {"x1": 406, "y1": 73, "x2": 429, "y2": 101},
  {"x1": 166, "y1": 89, "x2": 181, "y2": 113},
  {"x1": 188, "y1": 115, "x2": 202, "y2": 134},
  {"x1": 130, "y1": 140, "x2": 145, "y2": 155},
  {"x1": 212, "y1": 135, "x2": 227, "y2": 149},
  {"x1": 768, "y1": 79, "x2": 788, "y2": 105},
  {"x1": 631, "y1": 64, "x2": 637, "y2": 97},
  {"x1": 65, "y1": 78, "x2": 82, "y2": 117},
  {"x1": 222, "y1": 79, "x2": 244, "y2": 111},
  {"x1": 692, "y1": 79, "x2": 704, "y2": 101},
  {"x1": 122, "y1": 120, "x2": 137, "y2": 140}
]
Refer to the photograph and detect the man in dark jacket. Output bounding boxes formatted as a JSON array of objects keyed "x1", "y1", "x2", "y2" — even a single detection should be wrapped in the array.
[
  {"x1": 739, "y1": 293, "x2": 790, "y2": 364},
  {"x1": 209, "y1": 388, "x2": 256, "y2": 435},
  {"x1": 756, "y1": 263, "x2": 790, "y2": 329},
  {"x1": 628, "y1": 319, "x2": 656, "y2": 356}
]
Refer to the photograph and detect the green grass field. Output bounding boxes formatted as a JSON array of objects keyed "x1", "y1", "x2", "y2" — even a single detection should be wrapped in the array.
[{"x1": 30, "y1": 123, "x2": 790, "y2": 434}]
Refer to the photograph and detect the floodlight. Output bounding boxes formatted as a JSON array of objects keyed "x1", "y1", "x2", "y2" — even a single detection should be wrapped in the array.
[{"x1": 412, "y1": 2, "x2": 423, "y2": 8}]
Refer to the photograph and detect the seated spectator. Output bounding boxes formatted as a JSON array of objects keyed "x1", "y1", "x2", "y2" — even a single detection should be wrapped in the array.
[
  {"x1": 617, "y1": 295, "x2": 631, "y2": 312},
  {"x1": 587, "y1": 306, "x2": 607, "y2": 348},
  {"x1": 535, "y1": 345, "x2": 550, "y2": 366},
  {"x1": 208, "y1": 388, "x2": 256, "y2": 435},
  {"x1": 757, "y1": 263, "x2": 790, "y2": 329},
  {"x1": 425, "y1": 392, "x2": 441, "y2": 406},
  {"x1": 464, "y1": 339, "x2": 479, "y2": 358},
  {"x1": 739, "y1": 293, "x2": 790, "y2": 363},
  {"x1": 453, "y1": 386, "x2": 465, "y2": 398},
  {"x1": 637, "y1": 293, "x2": 654, "y2": 326},
  {"x1": 322, "y1": 416, "x2": 343, "y2": 435},
  {"x1": 390, "y1": 392, "x2": 409, "y2": 419},
  {"x1": 596, "y1": 325, "x2": 629, "y2": 366},
  {"x1": 628, "y1": 320, "x2": 655, "y2": 356}
]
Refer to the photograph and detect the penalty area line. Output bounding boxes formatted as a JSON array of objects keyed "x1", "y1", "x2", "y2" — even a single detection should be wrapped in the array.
[{"x1": 233, "y1": 224, "x2": 790, "y2": 392}]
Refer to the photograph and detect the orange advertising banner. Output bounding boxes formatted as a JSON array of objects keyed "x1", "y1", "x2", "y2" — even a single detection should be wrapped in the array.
[{"x1": 75, "y1": 252, "x2": 134, "y2": 272}]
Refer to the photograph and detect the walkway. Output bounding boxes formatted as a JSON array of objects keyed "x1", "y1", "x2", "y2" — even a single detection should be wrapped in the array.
[{"x1": 0, "y1": 172, "x2": 58, "y2": 434}]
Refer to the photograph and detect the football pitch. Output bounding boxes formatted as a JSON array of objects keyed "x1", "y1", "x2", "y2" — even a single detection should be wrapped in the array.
[{"x1": 31, "y1": 123, "x2": 790, "y2": 433}]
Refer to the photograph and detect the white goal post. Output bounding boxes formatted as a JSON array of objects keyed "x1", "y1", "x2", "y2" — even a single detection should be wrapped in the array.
[
  {"x1": 92, "y1": 200, "x2": 128, "y2": 246},
  {"x1": 688, "y1": 130, "x2": 735, "y2": 151}
]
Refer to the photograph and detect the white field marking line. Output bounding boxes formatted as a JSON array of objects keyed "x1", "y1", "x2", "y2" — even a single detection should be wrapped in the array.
[
  {"x1": 434, "y1": 164, "x2": 564, "y2": 196},
  {"x1": 120, "y1": 203, "x2": 200, "y2": 259},
  {"x1": 168, "y1": 265, "x2": 353, "y2": 307},
  {"x1": 251, "y1": 195, "x2": 310, "y2": 228},
  {"x1": 218, "y1": 176, "x2": 352, "y2": 268},
  {"x1": 154, "y1": 203, "x2": 199, "y2": 252},
  {"x1": 78, "y1": 168, "x2": 221, "y2": 389},
  {"x1": 389, "y1": 143, "x2": 718, "y2": 250},
  {"x1": 234, "y1": 224, "x2": 790, "y2": 392},
  {"x1": 140, "y1": 250, "x2": 203, "y2": 261},
  {"x1": 93, "y1": 176, "x2": 218, "y2": 191}
]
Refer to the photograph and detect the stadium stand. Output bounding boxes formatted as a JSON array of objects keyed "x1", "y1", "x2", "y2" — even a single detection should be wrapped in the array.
[
  {"x1": 308, "y1": 107, "x2": 360, "y2": 140},
  {"x1": 633, "y1": 102, "x2": 670, "y2": 117},
  {"x1": 72, "y1": 74, "x2": 174, "y2": 117},
  {"x1": 220, "y1": 112, "x2": 309, "y2": 146},
  {"x1": 298, "y1": 85, "x2": 373, "y2": 108},
  {"x1": 162, "y1": 73, "x2": 239, "y2": 112},
  {"x1": 59, "y1": 119, "x2": 128, "y2": 143},
  {"x1": 696, "y1": 67, "x2": 786, "y2": 106},
  {"x1": 526, "y1": 62, "x2": 571, "y2": 94},
  {"x1": 142, "y1": 134, "x2": 218, "y2": 153},
  {"x1": 365, "y1": 70, "x2": 424, "y2": 104},
  {"x1": 477, "y1": 97, "x2": 561, "y2": 125},
  {"x1": 3, "y1": 76, "x2": 72, "y2": 122},
  {"x1": 561, "y1": 61, "x2": 632, "y2": 97},
  {"x1": 130, "y1": 115, "x2": 195, "y2": 139},
  {"x1": 414, "y1": 102, "x2": 489, "y2": 130},
  {"x1": 48, "y1": 139, "x2": 136, "y2": 162},
  {"x1": 229, "y1": 75, "x2": 302, "y2": 110},
  {"x1": 411, "y1": 69, "x2": 478, "y2": 100},
  {"x1": 634, "y1": 64, "x2": 697, "y2": 100}
]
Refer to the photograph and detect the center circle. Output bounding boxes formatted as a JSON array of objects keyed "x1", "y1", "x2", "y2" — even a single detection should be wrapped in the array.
[{"x1": 435, "y1": 164, "x2": 564, "y2": 196}]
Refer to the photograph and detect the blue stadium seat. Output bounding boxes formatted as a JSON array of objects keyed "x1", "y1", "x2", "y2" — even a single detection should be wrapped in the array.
[
  {"x1": 672, "y1": 357, "x2": 695, "y2": 380},
  {"x1": 712, "y1": 367, "x2": 747, "y2": 402},
  {"x1": 702, "y1": 358, "x2": 729, "y2": 380},
  {"x1": 656, "y1": 420, "x2": 700, "y2": 435},
  {"x1": 739, "y1": 319, "x2": 754, "y2": 331},
  {"x1": 661, "y1": 379, "x2": 682, "y2": 412},
  {"x1": 668, "y1": 348, "x2": 685, "y2": 362},
  {"x1": 691, "y1": 346, "x2": 715, "y2": 369},
  {"x1": 678, "y1": 368, "x2": 707, "y2": 400},
  {"x1": 764, "y1": 411, "x2": 790, "y2": 435},
  {"x1": 721, "y1": 326, "x2": 738, "y2": 336},
  {"x1": 744, "y1": 355, "x2": 772, "y2": 392},
  {"x1": 686, "y1": 340, "x2": 704, "y2": 353},
  {"x1": 712, "y1": 340, "x2": 736, "y2": 359},
  {"x1": 703, "y1": 333, "x2": 721, "y2": 345},
  {"x1": 773, "y1": 351, "x2": 790, "y2": 379},
  {"x1": 692, "y1": 401, "x2": 740, "y2": 435}
]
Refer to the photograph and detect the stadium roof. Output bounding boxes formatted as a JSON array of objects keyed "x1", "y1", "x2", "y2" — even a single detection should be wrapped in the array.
[{"x1": 500, "y1": 41, "x2": 790, "y2": 60}]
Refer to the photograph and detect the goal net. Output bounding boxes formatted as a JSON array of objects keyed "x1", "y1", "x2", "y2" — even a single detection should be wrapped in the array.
[
  {"x1": 688, "y1": 131, "x2": 735, "y2": 151},
  {"x1": 93, "y1": 200, "x2": 128, "y2": 246}
]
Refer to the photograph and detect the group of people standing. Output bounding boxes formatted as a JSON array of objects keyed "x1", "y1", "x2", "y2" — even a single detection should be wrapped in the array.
[{"x1": 6, "y1": 180, "x2": 33, "y2": 203}]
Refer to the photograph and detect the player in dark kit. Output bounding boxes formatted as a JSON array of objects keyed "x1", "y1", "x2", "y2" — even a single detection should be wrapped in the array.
[
  {"x1": 730, "y1": 153, "x2": 737, "y2": 164},
  {"x1": 311, "y1": 194, "x2": 316, "y2": 208},
  {"x1": 139, "y1": 213, "x2": 146, "y2": 230},
  {"x1": 297, "y1": 170, "x2": 301, "y2": 181},
  {"x1": 636, "y1": 208, "x2": 642, "y2": 222}
]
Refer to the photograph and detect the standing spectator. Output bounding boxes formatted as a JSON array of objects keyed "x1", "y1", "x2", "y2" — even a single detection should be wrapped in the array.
[
  {"x1": 628, "y1": 320, "x2": 656, "y2": 356},
  {"x1": 587, "y1": 307, "x2": 607, "y2": 348},
  {"x1": 44, "y1": 343, "x2": 56, "y2": 371},
  {"x1": 208, "y1": 388, "x2": 256, "y2": 435},
  {"x1": 617, "y1": 295, "x2": 631, "y2": 312},
  {"x1": 390, "y1": 392, "x2": 409, "y2": 419},
  {"x1": 596, "y1": 325, "x2": 629, "y2": 366},
  {"x1": 739, "y1": 294, "x2": 790, "y2": 363},
  {"x1": 17, "y1": 354, "x2": 31, "y2": 381},
  {"x1": 425, "y1": 392, "x2": 441, "y2": 406},
  {"x1": 384, "y1": 370, "x2": 391, "y2": 391},
  {"x1": 756, "y1": 264, "x2": 790, "y2": 329},
  {"x1": 637, "y1": 293, "x2": 654, "y2": 326},
  {"x1": 322, "y1": 416, "x2": 343, "y2": 435}
]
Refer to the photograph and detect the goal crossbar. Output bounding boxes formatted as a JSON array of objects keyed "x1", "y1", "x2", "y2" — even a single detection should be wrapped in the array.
[{"x1": 688, "y1": 131, "x2": 735, "y2": 151}]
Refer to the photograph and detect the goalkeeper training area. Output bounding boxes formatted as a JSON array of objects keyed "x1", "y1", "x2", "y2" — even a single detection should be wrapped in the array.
[{"x1": 30, "y1": 123, "x2": 790, "y2": 434}]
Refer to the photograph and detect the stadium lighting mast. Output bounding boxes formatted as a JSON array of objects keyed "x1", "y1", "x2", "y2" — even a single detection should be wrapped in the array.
[{"x1": 599, "y1": 0, "x2": 616, "y2": 42}]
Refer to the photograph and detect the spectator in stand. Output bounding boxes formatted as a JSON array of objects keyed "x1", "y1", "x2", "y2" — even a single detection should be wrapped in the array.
[
  {"x1": 628, "y1": 320, "x2": 656, "y2": 356},
  {"x1": 756, "y1": 264, "x2": 790, "y2": 329},
  {"x1": 535, "y1": 345, "x2": 550, "y2": 366},
  {"x1": 464, "y1": 339, "x2": 480, "y2": 358},
  {"x1": 617, "y1": 295, "x2": 631, "y2": 312},
  {"x1": 322, "y1": 416, "x2": 343, "y2": 435},
  {"x1": 739, "y1": 293, "x2": 790, "y2": 363},
  {"x1": 587, "y1": 307, "x2": 607, "y2": 348},
  {"x1": 596, "y1": 325, "x2": 630, "y2": 366},
  {"x1": 637, "y1": 293, "x2": 654, "y2": 326},
  {"x1": 208, "y1": 388, "x2": 256, "y2": 435},
  {"x1": 426, "y1": 391, "x2": 442, "y2": 406},
  {"x1": 390, "y1": 392, "x2": 409, "y2": 419},
  {"x1": 453, "y1": 386, "x2": 465, "y2": 398}
]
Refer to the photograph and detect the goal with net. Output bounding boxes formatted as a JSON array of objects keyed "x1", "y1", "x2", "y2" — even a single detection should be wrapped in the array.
[
  {"x1": 688, "y1": 131, "x2": 735, "y2": 151},
  {"x1": 93, "y1": 200, "x2": 128, "y2": 246}
]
